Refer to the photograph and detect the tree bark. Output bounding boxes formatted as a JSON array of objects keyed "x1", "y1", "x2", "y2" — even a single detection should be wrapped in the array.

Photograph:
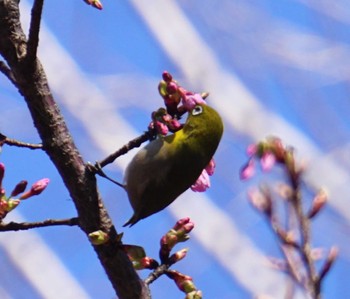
[{"x1": 0, "y1": 1, "x2": 150, "y2": 298}]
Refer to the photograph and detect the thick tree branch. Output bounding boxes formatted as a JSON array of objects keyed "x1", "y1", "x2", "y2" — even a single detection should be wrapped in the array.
[
  {"x1": 0, "y1": 1, "x2": 149, "y2": 298},
  {"x1": 0, "y1": 217, "x2": 79, "y2": 231}
]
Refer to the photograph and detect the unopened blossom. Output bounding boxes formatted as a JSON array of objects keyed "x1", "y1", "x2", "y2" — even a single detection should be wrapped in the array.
[
  {"x1": 191, "y1": 169, "x2": 210, "y2": 192},
  {"x1": 182, "y1": 94, "x2": 206, "y2": 111},
  {"x1": 20, "y1": 178, "x2": 50, "y2": 200}
]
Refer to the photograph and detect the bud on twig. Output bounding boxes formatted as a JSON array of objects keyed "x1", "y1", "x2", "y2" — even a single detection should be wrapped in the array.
[
  {"x1": 20, "y1": 178, "x2": 49, "y2": 199},
  {"x1": 168, "y1": 248, "x2": 189, "y2": 265},
  {"x1": 10, "y1": 180, "x2": 28, "y2": 197},
  {"x1": 160, "y1": 218, "x2": 194, "y2": 262},
  {"x1": 166, "y1": 270, "x2": 196, "y2": 293},
  {"x1": 185, "y1": 290, "x2": 203, "y2": 299},
  {"x1": 319, "y1": 246, "x2": 338, "y2": 282},
  {"x1": 308, "y1": 189, "x2": 327, "y2": 219},
  {"x1": 88, "y1": 230, "x2": 109, "y2": 245}
]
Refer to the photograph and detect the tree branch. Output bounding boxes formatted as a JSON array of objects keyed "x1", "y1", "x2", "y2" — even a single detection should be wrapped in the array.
[
  {"x1": 0, "y1": 217, "x2": 79, "y2": 232},
  {"x1": 0, "y1": 60, "x2": 17, "y2": 86},
  {"x1": 26, "y1": 0, "x2": 44, "y2": 64},
  {"x1": 0, "y1": 133, "x2": 42, "y2": 149},
  {"x1": 144, "y1": 264, "x2": 170, "y2": 285},
  {"x1": 97, "y1": 131, "x2": 152, "y2": 168},
  {"x1": 0, "y1": 1, "x2": 149, "y2": 298}
]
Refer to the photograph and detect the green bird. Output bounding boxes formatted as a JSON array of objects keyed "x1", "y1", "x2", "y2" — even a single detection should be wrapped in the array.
[{"x1": 123, "y1": 104, "x2": 224, "y2": 226}]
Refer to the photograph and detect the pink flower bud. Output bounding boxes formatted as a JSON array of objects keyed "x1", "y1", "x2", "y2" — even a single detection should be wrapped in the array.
[
  {"x1": 260, "y1": 152, "x2": 276, "y2": 172},
  {"x1": 162, "y1": 71, "x2": 173, "y2": 82},
  {"x1": 20, "y1": 178, "x2": 49, "y2": 199},
  {"x1": 134, "y1": 257, "x2": 158, "y2": 270},
  {"x1": 173, "y1": 217, "x2": 190, "y2": 230},
  {"x1": 84, "y1": 0, "x2": 103, "y2": 9},
  {"x1": 169, "y1": 248, "x2": 189, "y2": 264},
  {"x1": 319, "y1": 246, "x2": 338, "y2": 280},
  {"x1": 205, "y1": 159, "x2": 216, "y2": 176},
  {"x1": 248, "y1": 188, "x2": 272, "y2": 217},
  {"x1": 308, "y1": 189, "x2": 327, "y2": 219},
  {"x1": 246, "y1": 144, "x2": 258, "y2": 156},
  {"x1": 167, "y1": 270, "x2": 196, "y2": 293},
  {"x1": 191, "y1": 169, "x2": 210, "y2": 192},
  {"x1": 240, "y1": 159, "x2": 255, "y2": 180},
  {"x1": 181, "y1": 94, "x2": 206, "y2": 111},
  {"x1": 166, "y1": 82, "x2": 178, "y2": 94},
  {"x1": 154, "y1": 121, "x2": 169, "y2": 136},
  {"x1": 168, "y1": 119, "x2": 182, "y2": 132}
]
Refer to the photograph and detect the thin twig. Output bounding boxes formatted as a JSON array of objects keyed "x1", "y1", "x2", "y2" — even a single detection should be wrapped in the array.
[
  {"x1": 0, "y1": 133, "x2": 42, "y2": 149},
  {"x1": 289, "y1": 173, "x2": 320, "y2": 298},
  {"x1": 26, "y1": 0, "x2": 44, "y2": 63},
  {"x1": 0, "y1": 61, "x2": 17, "y2": 85},
  {"x1": 144, "y1": 264, "x2": 170, "y2": 285},
  {"x1": 97, "y1": 131, "x2": 152, "y2": 168},
  {"x1": 0, "y1": 217, "x2": 79, "y2": 231}
]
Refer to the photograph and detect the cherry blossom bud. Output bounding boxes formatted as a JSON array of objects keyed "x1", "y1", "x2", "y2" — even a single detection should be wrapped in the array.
[
  {"x1": 246, "y1": 144, "x2": 258, "y2": 156},
  {"x1": 10, "y1": 180, "x2": 28, "y2": 197},
  {"x1": 169, "y1": 248, "x2": 189, "y2": 264},
  {"x1": 167, "y1": 270, "x2": 196, "y2": 293},
  {"x1": 191, "y1": 169, "x2": 210, "y2": 192},
  {"x1": 88, "y1": 230, "x2": 109, "y2": 245},
  {"x1": 133, "y1": 257, "x2": 158, "y2": 270},
  {"x1": 205, "y1": 159, "x2": 216, "y2": 176},
  {"x1": 160, "y1": 218, "x2": 194, "y2": 262},
  {"x1": 20, "y1": 178, "x2": 50, "y2": 199},
  {"x1": 168, "y1": 119, "x2": 182, "y2": 132},
  {"x1": 185, "y1": 290, "x2": 203, "y2": 299},
  {"x1": 308, "y1": 189, "x2": 327, "y2": 219},
  {"x1": 260, "y1": 152, "x2": 276, "y2": 172},
  {"x1": 166, "y1": 82, "x2": 178, "y2": 94},
  {"x1": 240, "y1": 159, "x2": 255, "y2": 180},
  {"x1": 84, "y1": 0, "x2": 103, "y2": 9},
  {"x1": 5, "y1": 199, "x2": 20, "y2": 212},
  {"x1": 319, "y1": 246, "x2": 338, "y2": 281},
  {"x1": 182, "y1": 94, "x2": 206, "y2": 111},
  {"x1": 155, "y1": 121, "x2": 169, "y2": 136},
  {"x1": 248, "y1": 188, "x2": 272, "y2": 217},
  {"x1": 162, "y1": 71, "x2": 173, "y2": 82}
]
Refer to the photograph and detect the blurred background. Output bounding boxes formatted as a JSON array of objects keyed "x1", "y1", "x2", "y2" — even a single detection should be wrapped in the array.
[{"x1": 1, "y1": 0, "x2": 350, "y2": 298}]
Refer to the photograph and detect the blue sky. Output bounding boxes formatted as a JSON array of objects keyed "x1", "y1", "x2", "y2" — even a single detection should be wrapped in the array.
[{"x1": 1, "y1": 0, "x2": 350, "y2": 298}]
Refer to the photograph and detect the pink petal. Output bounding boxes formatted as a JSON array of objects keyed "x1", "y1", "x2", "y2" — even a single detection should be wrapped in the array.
[{"x1": 191, "y1": 169, "x2": 210, "y2": 192}]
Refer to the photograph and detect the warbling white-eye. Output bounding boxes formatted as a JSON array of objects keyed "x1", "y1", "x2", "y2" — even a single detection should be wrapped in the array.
[{"x1": 123, "y1": 103, "x2": 223, "y2": 226}]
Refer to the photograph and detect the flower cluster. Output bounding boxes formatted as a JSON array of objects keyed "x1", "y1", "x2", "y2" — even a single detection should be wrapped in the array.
[
  {"x1": 158, "y1": 71, "x2": 206, "y2": 118},
  {"x1": 0, "y1": 163, "x2": 49, "y2": 221},
  {"x1": 240, "y1": 138, "x2": 336, "y2": 295},
  {"x1": 152, "y1": 71, "x2": 217, "y2": 192},
  {"x1": 150, "y1": 71, "x2": 207, "y2": 137},
  {"x1": 240, "y1": 136, "x2": 296, "y2": 180},
  {"x1": 159, "y1": 217, "x2": 194, "y2": 264},
  {"x1": 122, "y1": 218, "x2": 201, "y2": 297}
]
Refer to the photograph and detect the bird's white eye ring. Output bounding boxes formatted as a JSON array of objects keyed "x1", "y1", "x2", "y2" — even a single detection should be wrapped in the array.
[{"x1": 192, "y1": 105, "x2": 203, "y2": 116}]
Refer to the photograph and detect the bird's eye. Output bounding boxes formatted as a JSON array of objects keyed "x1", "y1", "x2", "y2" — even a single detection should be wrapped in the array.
[{"x1": 192, "y1": 105, "x2": 203, "y2": 116}]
